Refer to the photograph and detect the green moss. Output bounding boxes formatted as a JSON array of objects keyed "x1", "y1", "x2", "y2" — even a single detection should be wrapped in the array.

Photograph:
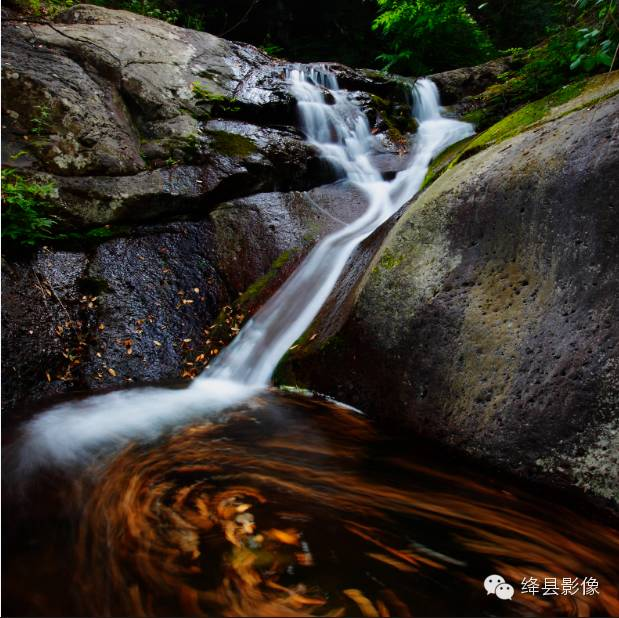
[
  {"x1": 236, "y1": 249, "x2": 296, "y2": 306},
  {"x1": 206, "y1": 130, "x2": 257, "y2": 158},
  {"x1": 191, "y1": 82, "x2": 240, "y2": 116},
  {"x1": 445, "y1": 79, "x2": 595, "y2": 170},
  {"x1": 370, "y1": 94, "x2": 417, "y2": 145},
  {"x1": 461, "y1": 108, "x2": 488, "y2": 127},
  {"x1": 378, "y1": 248, "x2": 402, "y2": 270},
  {"x1": 191, "y1": 81, "x2": 228, "y2": 103},
  {"x1": 546, "y1": 80, "x2": 587, "y2": 106},
  {"x1": 421, "y1": 135, "x2": 475, "y2": 189}
]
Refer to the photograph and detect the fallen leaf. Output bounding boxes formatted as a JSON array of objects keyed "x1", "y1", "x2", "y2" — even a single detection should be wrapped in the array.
[
  {"x1": 366, "y1": 552, "x2": 414, "y2": 572},
  {"x1": 343, "y1": 589, "x2": 379, "y2": 618},
  {"x1": 266, "y1": 528, "x2": 300, "y2": 545}
]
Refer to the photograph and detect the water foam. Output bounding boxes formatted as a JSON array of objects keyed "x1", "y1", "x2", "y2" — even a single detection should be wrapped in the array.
[{"x1": 14, "y1": 68, "x2": 473, "y2": 471}]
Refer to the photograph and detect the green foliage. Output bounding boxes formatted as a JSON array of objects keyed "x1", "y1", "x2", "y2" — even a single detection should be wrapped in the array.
[
  {"x1": 260, "y1": 35, "x2": 285, "y2": 57},
  {"x1": 1, "y1": 169, "x2": 57, "y2": 246},
  {"x1": 372, "y1": 0, "x2": 495, "y2": 74},
  {"x1": 181, "y1": 132, "x2": 201, "y2": 160},
  {"x1": 31, "y1": 104, "x2": 51, "y2": 136},
  {"x1": 81, "y1": 226, "x2": 114, "y2": 239},
  {"x1": 184, "y1": 14, "x2": 205, "y2": 30},
  {"x1": 120, "y1": 0, "x2": 180, "y2": 23},
  {"x1": 477, "y1": 0, "x2": 617, "y2": 121},
  {"x1": 469, "y1": 0, "x2": 566, "y2": 50},
  {"x1": 502, "y1": 31, "x2": 580, "y2": 101},
  {"x1": 1, "y1": 169, "x2": 117, "y2": 247},
  {"x1": 569, "y1": 0, "x2": 618, "y2": 71}
]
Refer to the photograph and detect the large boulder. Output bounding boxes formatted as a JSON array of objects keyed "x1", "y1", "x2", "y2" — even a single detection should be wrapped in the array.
[
  {"x1": 429, "y1": 56, "x2": 516, "y2": 104},
  {"x1": 1, "y1": 5, "x2": 415, "y2": 414},
  {"x1": 282, "y1": 86, "x2": 619, "y2": 505},
  {"x1": 1, "y1": 5, "x2": 412, "y2": 229}
]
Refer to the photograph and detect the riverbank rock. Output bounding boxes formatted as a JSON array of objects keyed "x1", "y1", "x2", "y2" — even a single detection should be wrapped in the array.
[
  {"x1": 429, "y1": 56, "x2": 516, "y2": 104},
  {"x1": 1, "y1": 181, "x2": 373, "y2": 416},
  {"x1": 283, "y1": 82, "x2": 619, "y2": 505},
  {"x1": 1, "y1": 5, "x2": 412, "y2": 229},
  {"x1": 1, "y1": 5, "x2": 414, "y2": 414}
]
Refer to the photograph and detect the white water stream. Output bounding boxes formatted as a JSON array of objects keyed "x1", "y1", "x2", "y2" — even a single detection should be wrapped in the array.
[{"x1": 15, "y1": 69, "x2": 473, "y2": 472}]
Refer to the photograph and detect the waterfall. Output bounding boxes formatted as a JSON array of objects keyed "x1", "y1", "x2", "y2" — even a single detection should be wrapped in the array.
[
  {"x1": 14, "y1": 68, "x2": 474, "y2": 471},
  {"x1": 205, "y1": 68, "x2": 473, "y2": 386}
]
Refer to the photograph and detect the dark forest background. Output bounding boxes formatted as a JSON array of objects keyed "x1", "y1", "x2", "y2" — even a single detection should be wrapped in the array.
[{"x1": 6, "y1": 0, "x2": 618, "y2": 78}]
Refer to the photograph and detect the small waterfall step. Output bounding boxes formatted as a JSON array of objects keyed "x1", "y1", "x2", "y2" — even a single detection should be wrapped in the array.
[{"x1": 15, "y1": 67, "x2": 474, "y2": 471}]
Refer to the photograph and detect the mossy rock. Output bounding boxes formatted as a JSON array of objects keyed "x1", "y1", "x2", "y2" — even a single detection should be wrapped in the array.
[
  {"x1": 370, "y1": 94, "x2": 418, "y2": 144},
  {"x1": 425, "y1": 71, "x2": 619, "y2": 191},
  {"x1": 205, "y1": 130, "x2": 257, "y2": 158},
  {"x1": 236, "y1": 249, "x2": 297, "y2": 306},
  {"x1": 187, "y1": 248, "x2": 300, "y2": 378}
]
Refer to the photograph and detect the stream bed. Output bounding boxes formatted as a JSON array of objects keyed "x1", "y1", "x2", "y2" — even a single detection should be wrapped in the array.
[{"x1": 4, "y1": 391, "x2": 618, "y2": 617}]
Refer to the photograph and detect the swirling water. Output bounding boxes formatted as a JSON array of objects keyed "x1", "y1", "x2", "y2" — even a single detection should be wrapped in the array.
[
  {"x1": 5, "y1": 69, "x2": 618, "y2": 618},
  {"x1": 4, "y1": 394, "x2": 619, "y2": 616}
]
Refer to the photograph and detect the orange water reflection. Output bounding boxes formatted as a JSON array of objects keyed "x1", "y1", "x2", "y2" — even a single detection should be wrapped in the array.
[{"x1": 5, "y1": 392, "x2": 619, "y2": 617}]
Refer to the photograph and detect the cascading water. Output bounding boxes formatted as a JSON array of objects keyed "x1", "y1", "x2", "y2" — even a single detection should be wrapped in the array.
[
  {"x1": 206, "y1": 70, "x2": 473, "y2": 385},
  {"x1": 14, "y1": 68, "x2": 474, "y2": 471}
]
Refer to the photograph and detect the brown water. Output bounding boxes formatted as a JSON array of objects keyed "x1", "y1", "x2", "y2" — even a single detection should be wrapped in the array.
[{"x1": 3, "y1": 391, "x2": 619, "y2": 617}]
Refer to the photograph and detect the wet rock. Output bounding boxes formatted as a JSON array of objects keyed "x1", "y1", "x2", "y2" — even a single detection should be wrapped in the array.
[
  {"x1": 210, "y1": 183, "x2": 369, "y2": 296},
  {"x1": 284, "y1": 92, "x2": 619, "y2": 505},
  {"x1": 52, "y1": 122, "x2": 332, "y2": 227},
  {"x1": 1, "y1": 178, "x2": 371, "y2": 414},
  {"x1": 1, "y1": 223, "x2": 229, "y2": 415},
  {"x1": 429, "y1": 56, "x2": 516, "y2": 104},
  {"x1": 1, "y1": 5, "x2": 411, "y2": 229},
  {"x1": 1, "y1": 251, "x2": 88, "y2": 415}
]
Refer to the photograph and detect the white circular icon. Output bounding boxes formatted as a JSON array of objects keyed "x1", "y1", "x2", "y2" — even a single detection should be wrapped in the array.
[
  {"x1": 484, "y1": 574, "x2": 506, "y2": 595},
  {"x1": 495, "y1": 583, "x2": 515, "y2": 600}
]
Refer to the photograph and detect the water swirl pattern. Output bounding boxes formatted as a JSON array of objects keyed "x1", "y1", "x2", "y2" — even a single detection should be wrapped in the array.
[
  {"x1": 14, "y1": 68, "x2": 474, "y2": 471},
  {"x1": 4, "y1": 68, "x2": 619, "y2": 618}
]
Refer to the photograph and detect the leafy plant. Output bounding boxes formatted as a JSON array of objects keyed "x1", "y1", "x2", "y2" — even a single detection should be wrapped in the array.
[
  {"x1": 120, "y1": 0, "x2": 180, "y2": 23},
  {"x1": 31, "y1": 104, "x2": 51, "y2": 135},
  {"x1": 569, "y1": 0, "x2": 618, "y2": 71},
  {"x1": 260, "y1": 35, "x2": 285, "y2": 57},
  {"x1": 1, "y1": 169, "x2": 58, "y2": 246},
  {"x1": 184, "y1": 14, "x2": 205, "y2": 30},
  {"x1": 372, "y1": 0, "x2": 495, "y2": 74}
]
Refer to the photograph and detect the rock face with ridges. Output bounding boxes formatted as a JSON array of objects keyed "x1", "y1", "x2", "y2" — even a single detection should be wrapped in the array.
[
  {"x1": 1, "y1": 5, "x2": 413, "y2": 414},
  {"x1": 1, "y1": 5, "x2": 411, "y2": 226},
  {"x1": 283, "y1": 91, "x2": 619, "y2": 504}
]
